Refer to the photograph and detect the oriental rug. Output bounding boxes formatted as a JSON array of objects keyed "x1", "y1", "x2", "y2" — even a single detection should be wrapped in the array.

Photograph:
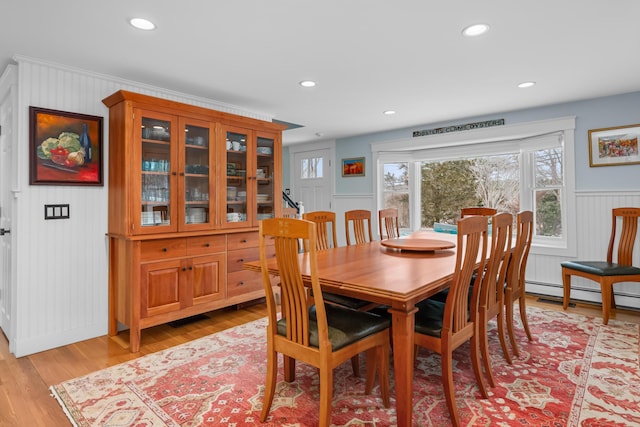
[{"x1": 50, "y1": 306, "x2": 640, "y2": 426}]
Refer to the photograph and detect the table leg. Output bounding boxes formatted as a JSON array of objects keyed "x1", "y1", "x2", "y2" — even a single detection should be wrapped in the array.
[{"x1": 389, "y1": 305, "x2": 417, "y2": 427}]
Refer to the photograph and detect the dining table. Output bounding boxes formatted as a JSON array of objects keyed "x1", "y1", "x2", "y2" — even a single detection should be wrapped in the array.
[{"x1": 244, "y1": 230, "x2": 459, "y2": 427}]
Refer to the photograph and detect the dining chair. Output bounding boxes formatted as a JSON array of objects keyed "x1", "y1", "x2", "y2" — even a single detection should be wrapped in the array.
[
  {"x1": 378, "y1": 208, "x2": 400, "y2": 240},
  {"x1": 345, "y1": 209, "x2": 374, "y2": 245},
  {"x1": 303, "y1": 210, "x2": 367, "y2": 375},
  {"x1": 504, "y1": 210, "x2": 534, "y2": 358},
  {"x1": 460, "y1": 207, "x2": 497, "y2": 218},
  {"x1": 478, "y1": 212, "x2": 513, "y2": 386},
  {"x1": 561, "y1": 207, "x2": 640, "y2": 325},
  {"x1": 413, "y1": 215, "x2": 489, "y2": 427},
  {"x1": 302, "y1": 211, "x2": 338, "y2": 251},
  {"x1": 282, "y1": 207, "x2": 298, "y2": 218},
  {"x1": 258, "y1": 218, "x2": 391, "y2": 426}
]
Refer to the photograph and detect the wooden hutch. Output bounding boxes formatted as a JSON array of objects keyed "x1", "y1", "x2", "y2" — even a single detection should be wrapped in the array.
[{"x1": 103, "y1": 90, "x2": 284, "y2": 351}]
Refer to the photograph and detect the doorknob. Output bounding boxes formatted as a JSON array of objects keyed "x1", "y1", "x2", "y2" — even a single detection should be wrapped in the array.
[{"x1": 0, "y1": 228, "x2": 10, "y2": 235}]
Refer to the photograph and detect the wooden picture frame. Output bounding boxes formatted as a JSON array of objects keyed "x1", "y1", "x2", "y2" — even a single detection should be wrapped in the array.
[
  {"x1": 29, "y1": 106, "x2": 103, "y2": 185},
  {"x1": 588, "y1": 124, "x2": 640, "y2": 167},
  {"x1": 342, "y1": 157, "x2": 365, "y2": 177}
]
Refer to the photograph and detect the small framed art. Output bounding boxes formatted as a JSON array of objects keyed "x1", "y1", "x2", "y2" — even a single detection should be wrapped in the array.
[
  {"x1": 588, "y1": 124, "x2": 640, "y2": 167},
  {"x1": 29, "y1": 106, "x2": 103, "y2": 185},
  {"x1": 341, "y1": 157, "x2": 365, "y2": 177}
]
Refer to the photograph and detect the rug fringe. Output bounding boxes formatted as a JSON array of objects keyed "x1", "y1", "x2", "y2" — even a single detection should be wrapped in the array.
[{"x1": 49, "y1": 386, "x2": 79, "y2": 427}]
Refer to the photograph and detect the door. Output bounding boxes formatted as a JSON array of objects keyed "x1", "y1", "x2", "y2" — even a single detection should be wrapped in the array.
[
  {"x1": 292, "y1": 147, "x2": 333, "y2": 213},
  {"x1": 0, "y1": 74, "x2": 16, "y2": 340}
]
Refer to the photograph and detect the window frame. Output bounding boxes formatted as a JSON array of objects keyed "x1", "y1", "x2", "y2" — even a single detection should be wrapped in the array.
[{"x1": 372, "y1": 116, "x2": 577, "y2": 257}]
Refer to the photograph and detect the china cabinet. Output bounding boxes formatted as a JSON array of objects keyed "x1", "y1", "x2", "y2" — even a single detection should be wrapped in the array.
[{"x1": 103, "y1": 90, "x2": 283, "y2": 352}]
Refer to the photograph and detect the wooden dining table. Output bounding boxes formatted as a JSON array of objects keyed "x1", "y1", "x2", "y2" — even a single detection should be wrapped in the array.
[{"x1": 244, "y1": 230, "x2": 459, "y2": 427}]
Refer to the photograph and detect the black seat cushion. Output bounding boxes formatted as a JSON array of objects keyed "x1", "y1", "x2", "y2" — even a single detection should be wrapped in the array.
[
  {"x1": 277, "y1": 304, "x2": 390, "y2": 351},
  {"x1": 322, "y1": 292, "x2": 374, "y2": 310},
  {"x1": 414, "y1": 299, "x2": 446, "y2": 337},
  {"x1": 561, "y1": 261, "x2": 640, "y2": 276}
]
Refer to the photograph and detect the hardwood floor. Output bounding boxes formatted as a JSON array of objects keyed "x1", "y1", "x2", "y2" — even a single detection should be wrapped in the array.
[{"x1": 0, "y1": 296, "x2": 637, "y2": 426}]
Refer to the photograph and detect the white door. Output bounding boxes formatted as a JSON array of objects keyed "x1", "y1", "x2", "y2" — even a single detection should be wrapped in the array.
[
  {"x1": 0, "y1": 73, "x2": 15, "y2": 339},
  {"x1": 292, "y1": 147, "x2": 333, "y2": 213}
]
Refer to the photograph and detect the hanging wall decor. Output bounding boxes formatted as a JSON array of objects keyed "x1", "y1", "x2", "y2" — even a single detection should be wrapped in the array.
[
  {"x1": 588, "y1": 124, "x2": 640, "y2": 167},
  {"x1": 29, "y1": 106, "x2": 103, "y2": 185},
  {"x1": 341, "y1": 157, "x2": 365, "y2": 177}
]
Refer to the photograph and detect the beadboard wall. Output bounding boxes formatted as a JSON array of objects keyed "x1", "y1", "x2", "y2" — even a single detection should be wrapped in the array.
[{"x1": 8, "y1": 56, "x2": 274, "y2": 357}]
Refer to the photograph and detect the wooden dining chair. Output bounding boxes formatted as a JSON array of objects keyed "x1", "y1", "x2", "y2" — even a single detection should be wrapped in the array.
[
  {"x1": 561, "y1": 207, "x2": 640, "y2": 325},
  {"x1": 282, "y1": 207, "x2": 298, "y2": 218},
  {"x1": 378, "y1": 208, "x2": 400, "y2": 240},
  {"x1": 413, "y1": 215, "x2": 489, "y2": 427},
  {"x1": 478, "y1": 212, "x2": 513, "y2": 386},
  {"x1": 504, "y1": 210, "x2": 534, "y2": 358},
  {"x1": 302, "y1": 211, "x2": 338, "y2": 251},
  {"x1": 345, "y1": 209, "x2": 374, "y2": 245},
  {"x1": 460, "y1": 207, "x2": 497, "y2": 218},
  {"x1": 258, "y1": 218, "x2": 391, "y2": 426}
]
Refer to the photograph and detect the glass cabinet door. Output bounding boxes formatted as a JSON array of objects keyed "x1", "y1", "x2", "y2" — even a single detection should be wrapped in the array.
[
  {"x1": 225, "y1": 128, "x2": 249, "y2": 226},
  {"x1": 140, "y1": 114, "x2": 176, "y2": 232},
  {"x1": 182, "y1": 119, "x2": 213, "y2": 230},
  {"x1": 256, "y1": 134, "x2": 276, "y2": 222}
]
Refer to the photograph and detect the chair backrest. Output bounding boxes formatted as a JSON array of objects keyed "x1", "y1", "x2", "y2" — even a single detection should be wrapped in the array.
[
  {"x1": 608, "y1": 207, "x2": 640, "y2": 265},
  {"x1": 302, "y1": 211, "x2": 338, "y2": 251},
  {"x1": 345, "y1": 209, "x2": 373, "y2": 245},
  {"x1": 506, "y1": 211, "x2": 533, "y2": 296},
  {"x1": 446, "y1": 216, "x2": 488, "y2": 334},
  {"x1": 282, "y1": 207, "x2": 298, "y2": 218},
  {"x1": 460, "y1": 207, "x2": 497, "y2": 218},
  {"x1": 378, "y1": 208, "x2": 400, "y2": 240},
  {"x1": 480, "y1": 212, "x2": 512, "y2": 317},
  {"x1": 259, "y1": 218, "x2": 330, "y2": 351}
]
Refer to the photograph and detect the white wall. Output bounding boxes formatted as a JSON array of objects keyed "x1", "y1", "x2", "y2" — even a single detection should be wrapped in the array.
[{"x1": 9, "y1": 56, "x2": 273, "y2": 356}]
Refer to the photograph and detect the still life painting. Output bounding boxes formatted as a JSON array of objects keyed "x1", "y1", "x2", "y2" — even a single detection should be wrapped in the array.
[{"x1": 29, "y1": 106, "x2": 103, "y2": 185}]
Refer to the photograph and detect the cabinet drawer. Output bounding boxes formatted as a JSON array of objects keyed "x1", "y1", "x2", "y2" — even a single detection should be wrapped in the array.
[
  {"x1": 227, "y1": 245, "x2": 276, "y2": 273},
  {"x1": 227, "y1": 231, "x2": 259, "y2": 250},
  {"x1": 141, "y1": 238, "x2": 186, "y2": 262},
  {"x1": 187, "y1": 235, "x2": 226, "y2": 256},
  {"x1": 227, "y1": 270, "x2": 264, "y2": 297}
]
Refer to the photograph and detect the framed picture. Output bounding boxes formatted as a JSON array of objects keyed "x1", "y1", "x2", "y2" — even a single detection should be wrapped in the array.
[
  {"x1": 29, "y1": 106, "x2": 103, "y2": 185},
  {"x1": 588, "y1": 124, "x2": 640, "y2": 167},
  {"x1": 342, "y1": 157, "x2": 365, "y2": 177}
]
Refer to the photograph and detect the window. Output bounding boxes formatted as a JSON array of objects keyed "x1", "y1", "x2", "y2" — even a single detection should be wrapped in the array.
[
  {"x1": 373, "y1": 117, "x2": 576, "y2": 256},
  {"x1": 300, "y1": 157, "x2": 323, "y2": 179},
  {"x1": 382, "y1": 162, "x2": 410, "y2": 232}
]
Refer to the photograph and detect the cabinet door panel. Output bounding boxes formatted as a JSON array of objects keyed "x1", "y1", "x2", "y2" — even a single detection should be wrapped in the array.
[
  {"x1": 190, "y1": 254, "x2": 226, "y2": 305},
  {"x1": 141, "y1": 260, "x2": 183, "y2": 317}
]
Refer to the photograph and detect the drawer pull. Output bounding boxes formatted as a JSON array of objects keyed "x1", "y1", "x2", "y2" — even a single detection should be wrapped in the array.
[
  {"x1": 182, "y1": 267, "x2": 187, "y2": 271},
  {"x1": 239, "y1": 281, "x2": 245, "y2": 286},
  {"x1": 241, "y1": 239, "x2": 247, "y2": 243},
  {"x1": 162, "y1": 248, "x2": 168, "y2": 252},
  {"x1": 205, "y1": 243, "x2": 210, "y2": 247},
  {"x1": 238, "y1": 258, "x2": 244, "y2": 262}
]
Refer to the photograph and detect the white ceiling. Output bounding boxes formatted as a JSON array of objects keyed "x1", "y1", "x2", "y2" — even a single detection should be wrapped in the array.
[{"x1": 2, "y1": 1, "x2": 639, "y2": 145}]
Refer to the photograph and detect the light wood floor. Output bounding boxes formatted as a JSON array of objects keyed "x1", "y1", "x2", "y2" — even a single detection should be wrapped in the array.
[{"x1": 0, "y1": 296, "x2": 637, "y2": 426}]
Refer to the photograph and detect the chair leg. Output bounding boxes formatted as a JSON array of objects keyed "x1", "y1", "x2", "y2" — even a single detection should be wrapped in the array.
[
  {"x1": 479, "y1": 315, "x2": 495, "y2": 387},
  {"x1": 441, "y1": 350, "x2": 461, "y2": 427},
  {"x1": 318, "y1": 366, "x2": 334, "y2": 427},
  {"x1": 562, "y1": 269, "x2": 572, "y2": 310},
  {"x1": 518, "y1": 295, "x2": 533, "y2": 341},
  {"x1": 283, "y1": 355, "x2": 296, "y2": 382},
  {"x1": 600, "y1": 281, "x2": 612, "y2": 325},
  {"x1": 364, "y1": 348, "x2": 376, "y2": 395},
  {"x1": 379, "y1": 342, "x2": 391, "y2": 407},
  {"x1": 470, "y1": 334, "x2": 488, "y2": 398},
  {"x1": 350, "y1": 355, "x2": 361, "y2": 377},
  {"x1": 505, "y1": 300, "x2": 520, "y2": 358},
  {"x1": 260, "y1": 347, "x2": 278, "y2": 422},
  {"x1": 496, "y1": 310, "x2": 512, "y2": 364}
]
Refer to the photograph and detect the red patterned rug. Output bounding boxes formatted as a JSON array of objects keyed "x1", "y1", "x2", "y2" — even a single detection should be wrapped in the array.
[{"x1": 50, "y1": 306, "x2": 639, "y2": 426}]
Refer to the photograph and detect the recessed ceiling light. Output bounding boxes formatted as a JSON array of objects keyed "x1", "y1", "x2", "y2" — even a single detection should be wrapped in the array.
[
  {"x1": 517, "y1": 81, "x2": 536, "y2": 88},
  {"x1": 383, "y1": 110, "x2": 396, "y2": 115},
  {"x1": 129, "y1": 18, "x2": 156, "y2": 30},
  {"x1": 299, "y1": 80, "x2": 317, "y2": 88},
  {"x1": 462, "y1": 23, "x2": 490, "y2": 37}
]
